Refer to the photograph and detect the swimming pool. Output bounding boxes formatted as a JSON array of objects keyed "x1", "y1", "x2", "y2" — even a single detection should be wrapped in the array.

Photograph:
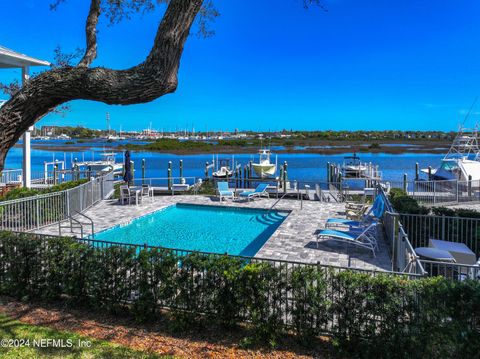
[{"x1": 94, "y1": 204, "x2": 289, "y2": 256}]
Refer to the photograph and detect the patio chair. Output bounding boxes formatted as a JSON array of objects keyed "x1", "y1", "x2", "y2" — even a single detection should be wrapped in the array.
[
  {"x1": 239, "y1": 183, "x2": 270, "y2": 201},
  {"x1": 119, "y1": 186, "x2": 136, "y2": 205},
  {"x1": 317, "y1": 223, "x2": 379, "y2": 257},
  {"x1": 141, "y1": 184, "x2": 153, "y2": 200},
  {"x1": 217, "y1": 181, "x2": 235, "y2": 201},
  {"x1": 325, "y1": 195, "x2": 385, "y2": 230}
]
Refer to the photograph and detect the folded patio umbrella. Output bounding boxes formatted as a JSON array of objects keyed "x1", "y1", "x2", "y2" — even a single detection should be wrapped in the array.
[{"x1": 123, "y1": 150, "x2": 133, "y2": 186}]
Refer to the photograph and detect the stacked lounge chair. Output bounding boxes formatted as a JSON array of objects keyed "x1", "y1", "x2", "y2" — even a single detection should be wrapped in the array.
[{"x1": 316, "y1": 195, "x2": 386, "y2": 257}]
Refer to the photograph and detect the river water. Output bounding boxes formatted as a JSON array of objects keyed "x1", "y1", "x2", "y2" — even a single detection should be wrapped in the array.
[{"x1": 5, "y1": 139, "x2": 444, "y2": 183}]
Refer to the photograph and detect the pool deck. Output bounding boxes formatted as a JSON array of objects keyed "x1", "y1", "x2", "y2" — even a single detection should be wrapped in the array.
[{"x1": 34, "y1": 196, "x2": 392, "y2": 271}]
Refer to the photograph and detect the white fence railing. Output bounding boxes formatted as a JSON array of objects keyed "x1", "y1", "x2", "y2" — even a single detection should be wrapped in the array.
[
  {"x1": 378, "y1": 185, "x2": 426, "y2": 276},
  {"x1": 379, "y1": 185, "x2": 480, "y2": 280},
  {"x1": 386, "y1": 178, "x2": 480, "y2": 205},
  {"x1": 1, "y1": 168, "x2": 106, "y2": 187},
  {"x1": 399, "y1": 212, "x2": 480, "y2": 258},
  {"x1": 0, "y1": 171, "x2": 114, "y2": 232}
]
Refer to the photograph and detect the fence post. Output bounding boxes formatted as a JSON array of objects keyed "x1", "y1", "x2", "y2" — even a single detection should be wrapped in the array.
[
  {"x1": 205, "y1": 162, "x2": 209, "y2": 179},
  {"x1": 100, "y1": 175, "x2": 104, "y2": 199},
  {"x1": 403, "y1": 173, "x2": 407, "y2": 193},
  {"x1": 36, "y1": 198, "x2": 40, "y2": 229},
  {"x1": 326, "y1": 162, "x2": 330, "y2": 183},
  {"x1": 168, "y1": 161, "x2": 172, "y2": 191},
  {"x1": 53, "y1": 163, "x2": 58, "y2": 185},
  {"x1": 179, "y1": 159, "x2": 184, "y2": 183},
  {"x1": 441, "y1": 216, "x2": 445, "y2": 240},
  {"x1": 468, "y1": 175, "x2": 472, "y2": 199},
  {"x1": 433, "y1": 180, "x2": 436, "y2": 205},
  {"x1": 415, "y1": 162, "x2": 419, "y2": 181},
  {"x1": 66, "y1": 189, "x2": 70, "y2": 218},
  {"x1": 456, "y1": 180, "x2": 459, "y2": 203}
]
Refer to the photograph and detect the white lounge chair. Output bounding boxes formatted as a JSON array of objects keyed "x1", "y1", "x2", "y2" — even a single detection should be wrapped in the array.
[
  {"x1": 316, "y1": 223, "x2": 379, "y2": 257},
  {"x1": 217, "y1": 182, "x2": 235, "y2": 201}
]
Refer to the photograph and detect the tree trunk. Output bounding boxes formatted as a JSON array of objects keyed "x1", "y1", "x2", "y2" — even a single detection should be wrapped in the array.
[{"x1": 0, "y1": 0, "x2": 203, "y2": 170}]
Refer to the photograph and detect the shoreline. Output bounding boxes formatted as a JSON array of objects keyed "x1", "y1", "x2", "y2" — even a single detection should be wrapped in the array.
[{"x1": 13, "y1": 139, "x2": 450, "y2": 156}]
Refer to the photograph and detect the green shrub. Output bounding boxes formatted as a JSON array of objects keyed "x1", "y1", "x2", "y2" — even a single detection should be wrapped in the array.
[
  {"x1": 390, "y1": 195, "x2": 428, "y2": 215},
  {"x1": 238, "y1": 262, "x2": 287, "y2": 347},
  {"x1": 0, "y1": 179, "x2": 88, "y2": 202},
  {"x1": 290, "y1": 266, "x2": 329, "y2": 342},
  {"x1": 0, "y1": 231, "x2": 479, "y2": 356},
  {"x1": 388, "y1": 187, "x2": 407, "y2": 201}
]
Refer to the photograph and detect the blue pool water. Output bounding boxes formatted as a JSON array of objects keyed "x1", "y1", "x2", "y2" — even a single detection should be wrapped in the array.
[{"x1": 94, "y1": 204, "x2": 289, "y2": 256}]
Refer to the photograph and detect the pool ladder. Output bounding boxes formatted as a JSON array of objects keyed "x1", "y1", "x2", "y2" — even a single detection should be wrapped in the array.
[{"x1": 58, "y1": 211, "x2": 95, "y2": 239}]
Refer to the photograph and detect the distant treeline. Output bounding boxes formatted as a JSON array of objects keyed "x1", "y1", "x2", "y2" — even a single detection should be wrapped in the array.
[{"x1": 34, "y1": 125, "x2": 457, "y2": 141}]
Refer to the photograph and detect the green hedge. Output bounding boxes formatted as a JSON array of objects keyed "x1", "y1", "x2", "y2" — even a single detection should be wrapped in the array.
[
  {"x1": 0, "y1": 232, "x2": 478, "y2": 357},
  {"x1": 0, "y1": 179, "x2": 89, "y2": 202}
]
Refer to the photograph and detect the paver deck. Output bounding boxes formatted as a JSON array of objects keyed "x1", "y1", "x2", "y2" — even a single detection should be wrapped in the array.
[{"x1": 35, "y1": 195, "x2": 392, "y2": 271}]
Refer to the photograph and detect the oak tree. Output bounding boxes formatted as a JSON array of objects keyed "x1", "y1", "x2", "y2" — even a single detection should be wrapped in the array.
[{"x1": 0, "y1": 0, "x2": 323, "y2": 170}]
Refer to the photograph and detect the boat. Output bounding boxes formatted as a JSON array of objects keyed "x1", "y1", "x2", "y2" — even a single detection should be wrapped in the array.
[
  {"x1": 73, "y1": 152, "x2": 123, "y2": 174},
  {"x1": 421, "y1": 126, "x2": 480, "y2": 181},
  {"x1": 252, "y1": 149, "x2": 277, "y2": 178},
  {"x1": 342, "y1": 153, "x2": 368, "y2": 178},
  {"x1": 340, "y1": 153, "x2": 381, "y2": 179},
  {"x1": 212, "y1": 159, "x2": 233, "y2": 178}
]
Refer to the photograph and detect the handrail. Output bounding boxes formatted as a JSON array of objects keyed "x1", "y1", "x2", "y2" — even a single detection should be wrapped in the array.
[
  {"x1": 74, "y1": 210, "x2": 95, "y2": 238},
  {"x1": 265, "y1": 192, "x2": 290, "y2": 215},
  {"x1": 59, "y1": 214, "x2": 83, "y2": 238}
]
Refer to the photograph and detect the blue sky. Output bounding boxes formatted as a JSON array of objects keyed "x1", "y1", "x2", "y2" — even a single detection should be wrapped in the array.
[{"x1": 1, "y1": 0, "x2": 480, "y2": 132}]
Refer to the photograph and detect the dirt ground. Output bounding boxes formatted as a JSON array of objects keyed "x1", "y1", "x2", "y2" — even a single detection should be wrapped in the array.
[{"x1": 0, "y1": 297, "x2": 339, "y2": 359}]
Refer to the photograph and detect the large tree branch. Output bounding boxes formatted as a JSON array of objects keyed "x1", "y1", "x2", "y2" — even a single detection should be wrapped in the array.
[
  {"x1": 78, "y1": 0, "x2": 101, "y2": 67},
  {"x1": 0, "y1": 0, "x2": 203, "y2": 170}
]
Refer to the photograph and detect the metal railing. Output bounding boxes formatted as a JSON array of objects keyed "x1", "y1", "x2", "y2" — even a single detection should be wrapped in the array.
[
  {"x1": 0, "y1": 231, "x2": 430, "y2": 341},
  {"x1": 378, "y1": 186, "x2": 426, "y2": 276},
  {"x1": 77, "y1": 235, "x2": 422, "y2": 279},
  {"x1": 385, "y1": 178, "x2": 480, "y2": 205},
  {"x1": 0, "y1": 171, "x2": 114, "y2": 232},
  {"x1": 420, "y1": 260, "x2": 480, "y2": 281},
  {"x1": 399, "y1": 213, "x2": 480, "y2": 258},
  {"x1": 214, "y1": 177, "x2": 347, "y2": 202},
  {"x1": 379, "y1": 184, "x2": 480, "y2": 280},
  {"x1": 1, "y1": 168, "x2": 104, "y2": 187},
  {"x1": 265, "y1": 192, "x2": 290, "y2": 215}
]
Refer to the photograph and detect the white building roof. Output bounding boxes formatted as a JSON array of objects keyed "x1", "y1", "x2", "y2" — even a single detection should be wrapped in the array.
[{"x1": 0, "y1": 45, "x2": 50, "y2": 68}]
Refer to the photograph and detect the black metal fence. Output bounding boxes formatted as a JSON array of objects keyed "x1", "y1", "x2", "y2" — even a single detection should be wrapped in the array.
[{"x1": 1, "y1": 231, "x2": 478, "y2": 356}]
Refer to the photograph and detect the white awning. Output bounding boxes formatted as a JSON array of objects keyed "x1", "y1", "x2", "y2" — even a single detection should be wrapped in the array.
[{"x1": 0, "y1": 45, "x2": 50, "y2": 69}]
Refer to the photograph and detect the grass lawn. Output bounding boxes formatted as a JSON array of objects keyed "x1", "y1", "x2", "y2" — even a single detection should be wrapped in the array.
[{"x1": 0, "y1": 313, "x2": 169, "y2": 358}]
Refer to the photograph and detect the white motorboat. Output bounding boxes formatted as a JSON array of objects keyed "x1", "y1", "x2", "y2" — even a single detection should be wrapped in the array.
[
  {"x1": 74, "y1": 152, "x2": 123, "y2": 174},
  {"x1": 342, "y1": 154, "x2": 368, "y2": 178},
  {"x1": 252, "y1": 149, "x2": 277, "y2": 178},
  {"x1": 421, "y1": 126, "x2": 480, "y2": 181},
  {"x1": 212, "y1": 159, "x2": 233, "y2": 178}
]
